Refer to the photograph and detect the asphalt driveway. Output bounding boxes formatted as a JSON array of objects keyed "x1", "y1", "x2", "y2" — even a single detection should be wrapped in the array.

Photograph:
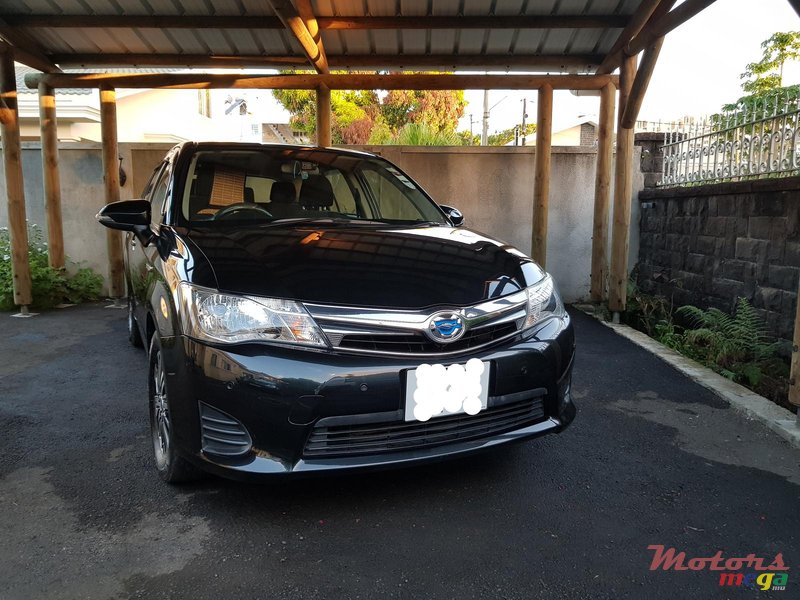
[{"x1": 1, "y1": 305, "x2": 798, "y2": 599}]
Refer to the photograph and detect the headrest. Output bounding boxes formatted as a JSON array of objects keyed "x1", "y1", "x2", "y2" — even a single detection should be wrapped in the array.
[
  {"x1": 243, "y1": 187, "x2": 255, "y2": 204},
  {"x1": 270, "y1": 181, "x2": 296, "y2": 204},
  {"x1": 299, "y1": 175, "x2": 335, "y2": 209}
]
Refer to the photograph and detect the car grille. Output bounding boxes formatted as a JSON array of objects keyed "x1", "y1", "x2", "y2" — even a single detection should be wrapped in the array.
[
  {"x1": 199, "y1": 402, "x2": 253, "y2": 457},
  {"x1": 338, "y1": 321, "x2": 518, "y2": 354},
  {"x1": 303, "y1": 395, "x2": 546, "y2": 459}
]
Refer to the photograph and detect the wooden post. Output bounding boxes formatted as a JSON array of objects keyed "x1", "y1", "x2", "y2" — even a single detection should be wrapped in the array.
[
  {"x1": 0, "y1": 47, "x2": 33, "y2": 308},
  {"x1": 590, "y1": 82, "x2": 616, "y2": 301},
  {"x1": 531, "y1": 83, "x2": 553, "y2": 267},
  {"x1": 316, "y1": 85, "x2": 331, "y2": 146},
  {"x1": 790, "y1": 278, "x2": 800, "y2": 414},
  {"x1": 38, "y1": 82, "x2": 65, "y2": 269},
  {"x1": 100, "y1": 85, "x2": 125, "y2": 299},
  {"x1": 608, "y1": 55, "x2": 637, "y2": 315}
]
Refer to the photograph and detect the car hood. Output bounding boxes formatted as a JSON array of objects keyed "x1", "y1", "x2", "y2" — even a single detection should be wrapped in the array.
[{"x1": 184, "y1": 224, "x2": 544, "y2": 309}]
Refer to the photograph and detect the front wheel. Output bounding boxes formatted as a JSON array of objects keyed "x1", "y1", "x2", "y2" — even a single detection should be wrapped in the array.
[{"x1": 149, "y1": 336, "x2": 201, "y2": 484}]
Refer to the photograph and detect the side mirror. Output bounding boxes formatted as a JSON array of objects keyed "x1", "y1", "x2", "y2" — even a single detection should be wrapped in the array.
[
  {"x1": 96, "y1": 199, "x2": 151, "y2": 232},
  {"x1": 440, "y1": 204, "x2": 465, "y2": 227}
]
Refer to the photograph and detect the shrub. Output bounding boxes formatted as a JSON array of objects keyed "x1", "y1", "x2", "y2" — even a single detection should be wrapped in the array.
[{"x1": 0, "y1": 224, "x2": 104, "y2": 310}]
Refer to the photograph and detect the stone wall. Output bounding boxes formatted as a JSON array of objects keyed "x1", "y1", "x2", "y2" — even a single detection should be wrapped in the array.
[{"x1": 637, "y1": 177, "x2": 800, "y2": 342}]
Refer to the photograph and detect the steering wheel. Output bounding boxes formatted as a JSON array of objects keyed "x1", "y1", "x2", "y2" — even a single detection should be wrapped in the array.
[{"x1": 212, "y1": 203, "x2": 273, "y2": 220}]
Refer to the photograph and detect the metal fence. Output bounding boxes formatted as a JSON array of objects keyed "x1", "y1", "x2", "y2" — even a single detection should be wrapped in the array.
[{"x1": 660, "y1": 89, "x2": 800, "y2": 186}]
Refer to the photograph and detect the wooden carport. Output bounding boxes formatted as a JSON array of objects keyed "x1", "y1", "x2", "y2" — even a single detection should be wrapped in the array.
[{"x1": 0, "y1": 0, "x2": 719, "y2": 319}]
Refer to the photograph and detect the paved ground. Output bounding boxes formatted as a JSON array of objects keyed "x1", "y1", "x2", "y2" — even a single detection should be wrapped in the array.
[{"x1": 1, "y1": 305, "x2": 798, "y2": 600}]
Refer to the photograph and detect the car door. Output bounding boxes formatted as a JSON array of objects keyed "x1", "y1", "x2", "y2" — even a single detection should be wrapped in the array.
[{"x1": 127, "y1": 161, "x2": 169, "y2": 327}]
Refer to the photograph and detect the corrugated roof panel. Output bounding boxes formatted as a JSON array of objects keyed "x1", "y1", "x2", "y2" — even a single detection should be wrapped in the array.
[
  {"x1": 47, "y1": 29, "x2": 102, "y2": 53},
  {"x1": 251, "y1": 29, "x2": 301, "y2": 55},
  {"x1": 556, "y1": 0, "x2": 594, "y2": 14},
  {"x1": 521, "y1": 0, "x2": 559, "y2": 15},
  {"x1": 455, "y1": 29, "x2": 486, "y2": 54},
  {"x1": 331, "y1": 0, "x2": 366, "y2": 17},
  {"x1": 193, "y1": 28, "x2": 236, "y2": 54},
  {"x1": 400, "y1": 29, "x2": 427, "y2": 53},
  {"x1": 485, "y1": 28, "x2": 515, "y2": 54},
  {"x1": 128, "y1": 28, "x2": 181, "y2": 53},
  {"x1": 29, "y1": 28, "x2": 76, "y2": 54},
  {"x1": 79, "y1": 0, "x2": 125, "y2": 14},
  {"x1": 238, "y1": 0, "x2": 277, "y2": 16},
  {"x1": 569, "y1": 28, "x2": 608, "y2": 54},
  {"x1": 366, "y1": 0, "x2": 401, "y2": 17},
  {"x1": 79, "y1": 27, "x2": 129, "y2": 53},
  {"x1": 311, "y1": 0, "x2": 336, "y2": 18},
  {"x1": 512, "y1": 29, "x2": 548, "y2": 54},
  {"x1": 321, "y1": 31, "x2": 344, "y2": 54},
  {"x1": 104, "y1": 28, "x2": 154, "y2": 54},
  {"x1": 339, "y1": 30, "x2": 372, "y2": 54},
  {"x1": 431, "y1": 0, "x2": 464, "y2": 17},
  {"x1": 491, "y1": 0, "x2": 526, "y2": 17},
  {"x1": 429, "y1": 29, "x2": 458, "y2": 54},
  {"x1": 462, "y1": 0, "x2": 496, "y2": 17},
  {"x1": 368, "y1": 30, "x2": 399, "y2": 54},
  {"x1": 165, "y1": 29, "x2": 211, "y2": 54},
  {"x1": 399, "y1": 0, "x2": 432, "y2": 17},
  {"x1": 540, "y1": 29, "x2": 576, "y2": 54}
]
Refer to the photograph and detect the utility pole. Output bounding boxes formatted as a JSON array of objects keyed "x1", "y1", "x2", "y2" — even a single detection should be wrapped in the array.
[
  {"x1": 521, "y1": 98, "x2": 528, "y2": 146},
  {"x1": 481, "y1": 90, "x2": 489, "y2": 146}
]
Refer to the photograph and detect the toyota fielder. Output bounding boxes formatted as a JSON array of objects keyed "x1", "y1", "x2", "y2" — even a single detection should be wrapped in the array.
[{"x1": 97, "y1": 142, "x2": 576, "y2": 483}]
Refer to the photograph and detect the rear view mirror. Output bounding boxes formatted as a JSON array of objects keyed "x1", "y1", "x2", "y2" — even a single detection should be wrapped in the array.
[
  {"x1": 96, "y1": 199, "x2": 151, "y2": 232},
  {"x1": 440, "y1": 204, "x2": 465, "y2": 227}
]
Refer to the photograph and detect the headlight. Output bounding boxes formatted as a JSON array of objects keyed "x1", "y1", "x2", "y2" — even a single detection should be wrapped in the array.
[
  {"x1": 522, "y1": 275, "x2": 565, "y2": 330},
  {"x1": 178, "y1": 283, "x2": 328, "y2": 347}
]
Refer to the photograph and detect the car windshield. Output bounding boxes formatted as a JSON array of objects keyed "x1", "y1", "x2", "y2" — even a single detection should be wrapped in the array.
[{"x1": 179, "y1": 148, "x2": 448, "y2": 227}]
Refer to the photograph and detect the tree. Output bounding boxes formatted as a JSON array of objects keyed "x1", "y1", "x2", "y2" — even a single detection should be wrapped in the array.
[
  {"x1": 487, "y1": 123, "x2": 537, "y2": 146},
  {"x1": 740, "y1": 32, "x2": 800, "y2": 95},
  {"x1": 272, "y1": 72, "x2": 467, "y2": 144}
]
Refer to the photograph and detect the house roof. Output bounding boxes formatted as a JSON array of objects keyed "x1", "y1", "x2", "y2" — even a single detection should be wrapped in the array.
[
  {"x1": 15, "y1": 65, "x2": 183, "y2": 94},
  {"x1": 1, "y1": 0, "x2": 655, "y2": 74}
]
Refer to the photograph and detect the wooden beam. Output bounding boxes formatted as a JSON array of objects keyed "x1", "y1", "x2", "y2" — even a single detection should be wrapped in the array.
[
  {"x1": 590, "y1": 82, "x2": 616, "y2": 302},
  {"x1": 531, "y1": 83, "x2": 553, "y2": 267},
  {"x1": 608, "y1": 55, "x2": 637, "y2": 314},
  {"x1": 627, "y1": 0, "x2": 717, "y2": 58},
  {"x1": 267, "y1": 0, "x2": 329, "y2": 74},
  {"x1": 0, "y1": 48, "x2": 32, "y2": 307},
  {"x1": 0, "y1": 25, "x2": 60, "y2": 72},
  {"x1": 295, "y1": 0, "x2": 325, "y2": 68},
  {"x1": 25, "y1": 72, "x2": 618, "y2": 91},
  {"x1": 316, "y1": 85, "x2": 331, "y2": 147},
  {"x1": 37, "y1": 82, "x2": 65, "y2": 270},
  {"x1": 2, "y1": 14, "x2": 629, "y2": 30},
  {"x1": 790, "y1": 276, "x2": 800, "y2": 408},
  {"x1": 48, "y1": 53, "x2": 604, "y2": 71},
  {"x1": 621, "y1": 37, "x2": 664, "y2": 128},
  {"x1": 595, "y1": 0, "x2": 666, "y2": 75},
  {"x1": 99, "y1": 86, "x2": 125, "y2": 299}
]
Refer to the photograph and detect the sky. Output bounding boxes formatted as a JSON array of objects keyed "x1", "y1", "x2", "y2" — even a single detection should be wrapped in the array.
[{"x1": 252, "y1": 0, "x2": 800, "y2": 135}]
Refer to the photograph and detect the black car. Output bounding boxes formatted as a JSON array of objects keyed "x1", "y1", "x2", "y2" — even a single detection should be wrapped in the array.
[{"x1": 97, "y1": 142, "x2": 576, "y2": 482}]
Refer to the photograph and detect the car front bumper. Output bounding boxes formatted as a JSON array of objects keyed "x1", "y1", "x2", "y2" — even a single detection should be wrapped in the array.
[{"x1": 161, "y1": 313, "x2": 576, "y2": 478}]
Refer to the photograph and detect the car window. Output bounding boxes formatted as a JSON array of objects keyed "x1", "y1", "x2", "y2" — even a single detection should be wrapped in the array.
[
  {"x1": 150, "y1": 164, "x2": 171, "y2": 222},
  {"x1": 179, "y1": 149, "x2": 446, "y2": 226}
]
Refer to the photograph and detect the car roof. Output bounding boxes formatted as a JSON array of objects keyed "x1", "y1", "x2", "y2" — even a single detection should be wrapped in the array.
[{"x1": 179, "y1": 141, "x2": 379, "y2": 160}]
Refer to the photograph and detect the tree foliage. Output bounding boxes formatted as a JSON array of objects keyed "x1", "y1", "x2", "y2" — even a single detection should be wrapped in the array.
[
  {"x1": 488, "y1": 123, "x2": 537, "y2": 146},
  {"x1": 272, "y1": 72, "x2": 466, "y2": 145},
  {"x1": 740, "y1": 32, "x2": 800, "y2": 95}
]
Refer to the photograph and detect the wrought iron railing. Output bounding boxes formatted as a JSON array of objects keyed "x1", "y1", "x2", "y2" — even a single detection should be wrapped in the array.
[{"x1": 660, "y1": 89, "x2": 800, "y2": 186}]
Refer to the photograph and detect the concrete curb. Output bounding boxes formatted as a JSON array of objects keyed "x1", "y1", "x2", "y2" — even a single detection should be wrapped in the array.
[{"x1": 575, "y1": 307, "x2": 800, "y2": 450}]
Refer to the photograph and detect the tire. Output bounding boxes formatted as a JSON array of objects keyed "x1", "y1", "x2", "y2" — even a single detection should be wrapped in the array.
[
  {"x1": 149, "y1": 335, "x2": 202, "y2": 484},
  {"x1": 127, "y1": 295, "x2": 144, "y2": 348}
]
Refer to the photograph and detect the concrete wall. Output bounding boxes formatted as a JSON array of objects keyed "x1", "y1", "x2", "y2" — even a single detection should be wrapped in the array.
[
  {"x1": 637, "y1": 177, "x2": 800, "y2": 342},
  {"x1": 1, "y1": 143, "x2": 644, "y2": 302}
]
